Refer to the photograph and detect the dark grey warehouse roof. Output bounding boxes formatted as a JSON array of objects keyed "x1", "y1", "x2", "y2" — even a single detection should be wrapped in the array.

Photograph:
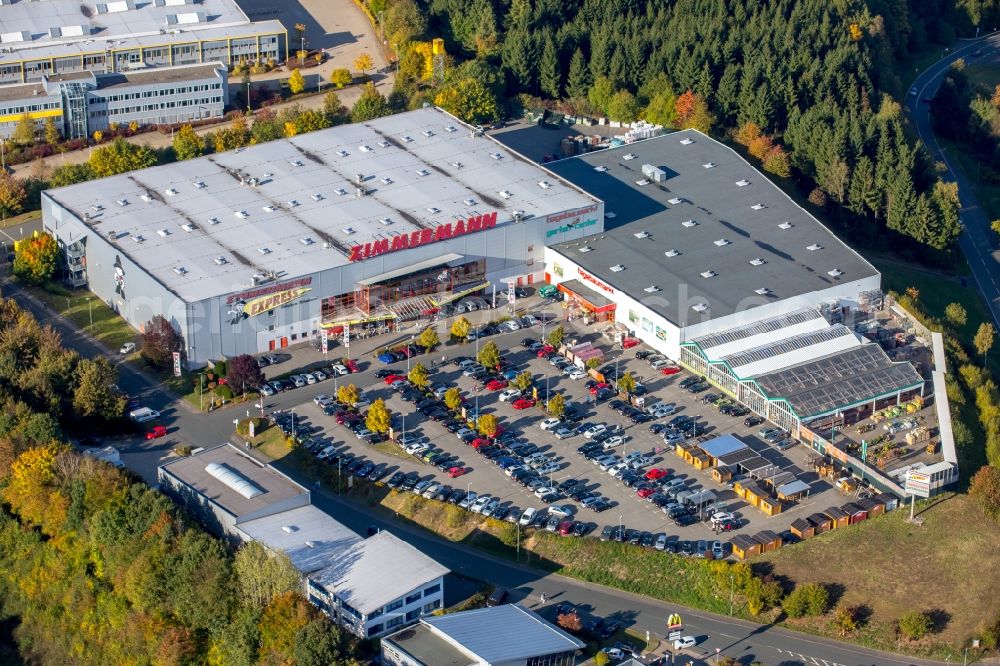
[
  {"x1": 547, "y1": 130, "x2": 878, "y2": 326},
  {"x1": 753, "y1": 344, "x2": 924, "y2": 418}
]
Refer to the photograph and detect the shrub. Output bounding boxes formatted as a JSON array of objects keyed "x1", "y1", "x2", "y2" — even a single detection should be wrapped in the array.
[
  {"x1": 898, "y1": 610, "x2": 933, "y2": 640},
  {"x1": 215, "y1": 384, "x2": 234, "y2": 400},
  {"x1": 782, "y1": 582, "x2": 829, "y2": 618},
  {"x1": 214, "y1": 359, "x2": 227, "y2": 376}
]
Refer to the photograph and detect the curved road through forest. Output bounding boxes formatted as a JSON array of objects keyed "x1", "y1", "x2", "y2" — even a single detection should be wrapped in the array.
[{"x1": 909, "y1": 34, "x2": 1000, "y2": 325}]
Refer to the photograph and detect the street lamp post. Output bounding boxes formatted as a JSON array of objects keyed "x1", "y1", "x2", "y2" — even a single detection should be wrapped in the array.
[
  {"x1": 290, "y1": 408, "x2": 296, "y2": 439},
  {"x1": 199, "y1": 372, "x2": 204, "y2": 411},
  {"x1": 86, "y1": 297, "x2": 93, "y2": 332}
]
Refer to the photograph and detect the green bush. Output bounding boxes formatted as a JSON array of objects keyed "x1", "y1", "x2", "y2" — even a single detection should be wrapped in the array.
[
  {"x1": 214, "y1": 359, "x2": 227, "y2": 376},
  {"x1": 782, "y1": 582, "x2": 829, "y2": 618},
  {"x1": 898, "y1": 610, "x2": 933, "y2": 640},
  {"x1": 215, "y1": 384, "x2": 234, "y2": 400}
]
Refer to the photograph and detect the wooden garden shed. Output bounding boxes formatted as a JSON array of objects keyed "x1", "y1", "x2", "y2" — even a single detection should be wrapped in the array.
[
  {"x1": 808, "y1": 512, "x2": 833, "y2": 533},
  {"x1": 841, "y1": 501, "x2": 868, "y2": 524},
  {"x1": 823, "y1": 506, "x2": 849, "y2": 530},
  {"x1": 731, "y1": 534, "x2": 761, "y2": 560},
  {"x1": 758, "y1": 495, "x2": 783, "y2": 517},
  {"x1": 754, "y1": 530, "x2": 783, "y2": 552},
  {"x1": 789, "y1": 517, "x2": 815, "y2": 540},
  {"x1": 856, "y1": 496, "x2": 883, "y2": 518},
  {"x1": 711, "y1": 466, "x2": 733, "y2": 485},
  {"x1": 875, "y1": 492, "x2": 899, "y2": 512}
]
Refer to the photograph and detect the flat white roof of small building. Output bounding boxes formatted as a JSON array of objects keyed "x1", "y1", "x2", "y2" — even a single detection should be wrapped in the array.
[
  {"x1": 310, "y1": 530, "x2": 448, "y2": 615},
  {"x1": 234, "y1": 504, "x2": 363, "y2": 575},
  {"x1": 44, "y1": 106, "x2": 597, "y2": 303},
  {"x1": 0, "y1": 0, "x2": 281, "y2": 63}
]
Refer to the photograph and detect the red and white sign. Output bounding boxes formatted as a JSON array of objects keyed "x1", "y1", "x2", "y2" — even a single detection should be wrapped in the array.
[
  {"x1": 578, "y1": 267, "x2": 615, "y2": 294},
  {"x1": 548, "y1": 204, "x2": 600, "y2": 225},
  {"x1": 348, "y1": 212, "x2": 498, "y2": 261}
]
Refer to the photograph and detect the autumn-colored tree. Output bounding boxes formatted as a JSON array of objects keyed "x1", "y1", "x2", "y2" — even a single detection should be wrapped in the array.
[
  {"x1": 477, "y1": 413, "x2": 500, "y2": 438},
  {"x1": 511, "y1": 370, "x2": 533, "y2": 391},
  {"x1": 547, "y1": 393, "x2": 565, "y2": 418},
  {"x1": 140, "y1": 314, "x2": 184, "y2": 369},
  {"x1": 11, "y1": 112, "x2": 35, "y2": 145},
  {"x1": 616, "y1": 371, "x2": 637, "y2": 395},
  {"x1": 0, "y1": 173, "x2": 27, "y2": 215},
  {"x1": 172, "y1": 124, "x2": 203, "y2": 161},
  {"x1": 735, "y1": 121, "x2": 762, "y2": 146},
  {"x1": 354, "y1": 53, "x2": 374, "y2": 77},
  {"x1": 444, "y1": 387, "x2": 463, "y2": 411},
  {"x1": 233, "y1": 541, "x2": 301, "y2": 609},
  {"x1": 593, "y1": 651, "x2": 610, "y2": 666},
  {"x1": 897, "y1": 610, "x2": 933, "y2": 640},
  {"x1": 992, "y1": 84, "x2": 1000, "y2": 110},
  {"x1": 674, "y1": 90, "x2": 713, "y2": 133},
  {"x1": 13, "y1": 231, "x2": 59, "y2": 285},
  {"x1": 330, "y1": 68, "x2": 353, "y2": 88},
  {"x1": 808, "y1": 187, "x2": 828, "y2": 207},
  {"x1": 73, "y1": 357, "x2": 126, "y2": 421},
  {"x1": 763, "y1": 145, "x2": 791, "y2": 177},
  {"x1": 44, "y1": 116, "x2": 60, "y2": 145},
  {"x1": 294, "y1": 108, "x2": 331, "y2": 134},
  {"x1": 366, "y1": 398, "x2": 391, "y2": 433},
  {"x1": 89, "y1": 138, "x2": 157, "y2": 177},
  {"x1": 3, "y1": 443, "x2": 67, "y2": 534},
  {"x1": 288, "y1": 68, "x2": 306, "y2": 94},
  {"x1": 674, "y1": 90, "x2": 698, "y2": 122},
  {"x1": 434, "y1": 78, "x2": 500, "y2": 124},
  {"x1": 970, "y1": 465, "x2": 1000, "y2": 519},
  {"x1": 556, "y1": 612, "x2": 582, "y2": 633},
  {"x1": 213, "y1": 113, "x2": 251, "y2": 152},
  {"x1": 976, "y1": 322, "x2": 996, "y2": 362},
  {"x1": 944, "y1": 302, "x2": 968, "y2": 329},
  {"x1": 477, "y1": 341, "x2": 501, "y2": 369},
  {"x1": 226, "y1": 354, "x2": 264, "y2": 394},
  {"x1": 350, "y1": 83, "x2": 390, "y2": 122},
  {"x1": 417, "y1": 326, "x2": 440, "y2": 351},
  {"x1": 451, "y1": 315, "x2": 472, "y2": 341},
  {"x1": 748, "y1": 134, "x2": 774, "y2": 160},
  {"x1": 337, "y1": 383, "x2": 360, "y2": 407},
  {"x1": 408, "y1": 362, "x2": 430, "y2": 388},
  {"x1": 831, "y1": 605, "x2": 860, "y2": 636},
  {"x1": 284, "y1": 121, "x2": 298, "y2": 138},
  {"x1": 547, "y1": 324, "x2": 565, "y2": 348},
  {"x1": 258, "y1": 592, "x2": 315, "y2": 663},
  {"x1": 606, "y1": 90, "x2": 639, "y2": 122}
]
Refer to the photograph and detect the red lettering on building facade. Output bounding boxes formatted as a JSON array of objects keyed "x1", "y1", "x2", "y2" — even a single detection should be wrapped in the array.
[{"x1": 348, "y1": 211, "x2": 499, "y2": 261}]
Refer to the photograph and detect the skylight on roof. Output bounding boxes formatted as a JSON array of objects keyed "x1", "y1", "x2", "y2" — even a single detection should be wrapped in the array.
[
  {"x1": 116, "y1": 198, "x2": 128, "y2": 206},
  {"x1": 702, "y1": 162, "x2": 716, "y2": 169},
  {"x1": 668, "y1": 197, "x2": 683, "y2": 205},
  {"x1": 289, "y1": 160, "x2": 303, "y2": 167},
  {"x1": 679, "y1": 138, "x2": 694, "y2": 145},
  {"x1": 342, "y1": 227, "x2": 356, "y2": 235},
  {"x1": 498, "y1": 190, "x2": 512, "y2": 199},
  {"x1": 622, "y1": 153, "x2": 637, "y2": 160},
  {"x1": 749, "y1": 257, "x2": 766, "y2": 266},
  {"x1": 807, "y1": 244, "x2": 823, "y2": 251},
  {"x1": 538, "y1": 180, "x2": 551, "y2": 189},
  {"x1": 131, "y1": 234, "x2": 144, "y2": 243},
  {"x1": 401, "y1": 135, "x2": 413, "y2": 143},
  {"x1": 610, "y1": 264, "x2": 626, "y2": 272},
  {"x1": 634, "y1": 231, "x2": 650, "y2": 239},
  {"x1": 262, "y1": 205, "x2": 275, "y2": 212},
  {"x1": 463, "y1": 198, "x2": 476, "y2": 206},
  {"x1": 692, "y1": 303, "x2": 709, "y2": 312},
  {"x1": 335, "y1": 188, "x2": 347, "y2": 196},
  {"x1": 192, "y1": 181, "x2": 205, "y2": 189},
  {"x1": 700, "y1": 270, "x2": 717, "y2": 278},
  {"x1": 234, "y1": 210, "x2": 248, "y2": 219},
  {"x1": 444, "y1": 125, "x2": 457, "y2": 133},
  {"x1": 208, "y1": 217, "x2": 220, "y2": 225},
  {"x1": 828, "y1": 269, "x2": 843, "y2": 277},
  {"x1": 422, "y1": 129, "x2": 434, "y2": 137},
  {"x1": 156, "y1": 228, "x2": 169, "y2": 237},
  {"x1": 214, "y1": 256, "x2": 228, "y2": 266},
  {"x1": 165, "y1": 188, "x2": 178, "y2": 196},
  {"x1": 635, "y1": 179, "x2": 650, "y2": 186},
  {"x1": 778, "y1": 221, "x2": 793, "y2": 229},
  {"x1": 490, "y1": 152, "x2": 503, "y2": 160},
  {"x1": 713, "y1": 238, "x2": 730, "y2": 247},
  {"x1": 311, "y1": 193, "x2": 324, "y2": 201},
  {"x1": 735, "y1": 179, "x2": 750, "y2": 187},
  {"x1": 664, "y1": 249, "x2": 680, "y2": 257},
  {"x1": 426, "y1": 207, "x2": 440, "y2": 214},
  {"x1": 336, "y1": 149, "x2": 349, "y2": 157},
  {"x1": 140, "y1": 193, "x2": 152, "y2": 202},
  {"x1": 378, "y1": 140, "x2": 390, "y2": 148},
  {"x1": 750, "y1": 203, "x2": 766, "y2": 210},
  {"x1": 286, "y1": 200, "x2": 299, "y2": 208},
  {"x1": 682, "y1": 220, "x2": 698, "y2": 228},
  {"x1": 594, "y1": 165, "x2": 609, "y2": 172},
  {"x1": 358, "y1": 145, "x2": 372, "y2": 152},
  {"x1": 173, "y1": 266, "x2": 187, "y2": 275},
  {"x1": 415, "y1": 169, "x2": 430, "y2": 177},
  {"x1": 755, "y1": 288, "x2": 771, "y2": 295},
  {"x1": 643, "y1": 285, "x2": 661, "y2": 293},
  {"x1": 257, "y1": 247, "x2": 271, "y2": 255},
  {"x1": 579, "y1": 245, "x2": 593, "y2": 253},
  {"x1": 379, "y1": 217, "x2": 392, "y2": 225},
  {"x1": 181, "y1": 223, "x2": 196, "y2": 232},
  {"x1": 300, "y1": 237, "x2": 314, "y2": 245}
]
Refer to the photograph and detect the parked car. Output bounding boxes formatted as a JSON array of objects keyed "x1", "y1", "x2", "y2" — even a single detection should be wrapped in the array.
[{"x1": 145, "y1": 425, "x2": 167, "y2": 440}]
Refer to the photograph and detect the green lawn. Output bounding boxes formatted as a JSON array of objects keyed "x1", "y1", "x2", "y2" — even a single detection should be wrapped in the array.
[
  {"x1": 27, "y1": 283, "x2": 136, "y2": 353},
  {"x1": 248, "y1": 425, "x2": 292, "y2": 460},
  {"x1": 0, "y1": 209, "x2": 41, "y2": 229}
]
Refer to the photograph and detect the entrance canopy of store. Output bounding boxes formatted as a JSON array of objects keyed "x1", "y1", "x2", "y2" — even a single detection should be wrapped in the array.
[
  {"x1": 357, "y1": 253, "x2": 464, "y2": 286},
  {"x1": 557, "y1": 279, "x2": 617, "y2": 313}
]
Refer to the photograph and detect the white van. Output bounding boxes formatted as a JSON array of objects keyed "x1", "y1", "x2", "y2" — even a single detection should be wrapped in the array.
[{"x1": 129, "y1": 407, "x2": 160, "y2": 423}]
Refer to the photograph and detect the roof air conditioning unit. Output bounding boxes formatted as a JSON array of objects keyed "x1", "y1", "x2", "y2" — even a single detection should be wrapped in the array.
[
  {"x1": 286, "y1": 200, "x2": 299, "y2": 208},
  {"x1": 335, "y1": 188, "x2": 347, "y2": 196},
  {"x1": 401, "y1": 135, "x2": 413, "y2": 143},
  {"x1": 311, "y1": 193, "x2": 323, "y2": 201},
  {"x1": 281, "y1": 525, "x2": 296, "y2": 534},
  {"x1": 355, "y1": 187, "x2": 364, "y2": 198},
  {"x1": 444, "y1": 125, "x2": 457, "y2": 133},
  {"x1": 289, "y1": 160, "x2": 303, "y2": 167},
  {"x1": 380, "y1": 177, "x2": 393, "y2": 185},
  {"x1": 131, "y1": 234, "x2": 144, "y2": 243},
  {"x1": 116, "y1": 198, "x2": 128, "y2": 206},
  {"x1": 609, "y1": 264, "x2": 625, "y2": 272},
  {"x1": 498, "y1": 190, "x2": 512, "y2": 199},
  {"x1": 415, "y1": 169, "x2": 430, "y2": 177},
  {"x1": 450, "y1": 161, "x2": 463, "y2": 169},
  {"x1": 213, "y1": 256, "x2": 227, "y2": 265},
  {"x1": 165, "y1": 188, "x2": 178, "y2": 196},
  {"x1": 635, "y1": 178, "x2": 650, "y2": 186},
  {"x1": 379, "y1": 217, "x2": 392, "y2": 225},
  {"x1": 354, "y1": 173, "x2": 365, "y2": 185},
  {"x1": 807, "y1": 244, "x2": 823, "y2": 251},
  {"x1": 181, "y1": 223, "x2": 196, "y2": 232},
  {"x1": 700, "y1": 270, "x2": 717, "y2": 278},
  {"x1": 664, "y1": 249, "x2": 680, "y2": 257},
  {"x1": 421, "y1": 129, "x2": 434, "y2": 137},
  {"x1": 208, "y1": 217, "x2": 220, "y2": 225},
  {"x1": 358, "y1": 145, "x2": 372, "y2": 152},
  {"x1": 300, "y1": 237, "x2": 314, "y2": 245},
  {"x1": 622, "y1": 153, "x2": 636, "y2": 160},
  {"x1": 140, "y1": 193, "x2": 152, "y2": 202},
  {"x1": 749, "y1": 257, "x2": 766, "y2": 266},
  {"x1": 668, "y1": 197, "x2": 683, "y2": 205},
  {"x1": 336, "y1": 150, "x2": 349, "y2": 157},
  {"x1": 594, "y1": 165, "x2": 609, "y2": 172},
  {"x1": 257, "y1": 247, "x2": 271, "y2": 254},
  {"x1": 192, "y1": 181, "x2": 205, "y2": 189},
  {"x1": 378, "y1": 140, "x2": 390, "y2": 148},
  {"x1": 156, "y1": 228, "x2": 170, "y2": 237},
  {"x1": 262, "y1": 205, "x2": 275, "y2": 212},
  {"x1": 342, "y1": 227, "x2": 356, "y2": 235},
  {"x1": 92, "y1": 204, "x2": 104, "y2": 211},
  {"x1": 426, "y1": 207, "x2": 440, "y2": 214},
  {"x1": 234, "y1": 210, "x2": 248, "y2": 219},
  {"x1": 489, "y1": 152, "x2": 503, "y2": 160},
  {"x1": 463, "y1": 198, "x2": 476, "y2": 206},
  {"x1": 173, "y1": 266, "x2": 187, "y2": 275}
]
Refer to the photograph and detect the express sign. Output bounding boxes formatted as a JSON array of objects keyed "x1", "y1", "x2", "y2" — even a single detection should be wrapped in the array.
[
  {"x1": 348, "y1": 212, "x2": 498, "y2": 261},
  {"x1": 243, "y1": 287, "x2": 311, "y2": 317}
]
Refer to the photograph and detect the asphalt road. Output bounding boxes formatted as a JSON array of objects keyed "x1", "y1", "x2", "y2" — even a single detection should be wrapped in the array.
[
  {"x1": 908, "y1": 34, "x2": 1000, "y2": 326},
  {"x1": 0, "y1": 275, "x2": 950, "y2": 666}
]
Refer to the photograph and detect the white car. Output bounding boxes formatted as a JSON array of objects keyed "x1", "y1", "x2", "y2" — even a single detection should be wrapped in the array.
[
  {"x1": 602, "y1": 435, "x2": 625, "y2": 449},
  {"x1": 481, "y1": 499, "x2": 501, "y2": 517},
  {"x1": 316, "y1": 445, "x2": 337, "y2": 460},
  {"x1": 522, "y1": 314, "x2": 538, "y2": 326},
  {"x1": 533, "y1": 486, "x2": 556, "y2": 498},
  {"x1": 499, "y1": 388, "x2": 522, "y2": 402},
  {"x1": 583, "y1": 424, "x2": 608, "y2": 439},
  {"x1": 313, "y1": 394, "x2": 332, "y2": 406},
  {"x1": 650, "y1": 359, "x2": 673, "y2": 370},
  {"x1": 458, "y1": 492, "x2": 478, "y2": 509},
  {"x1": 673, "y1": 636, "x2": 697, "y2": 650},
  {"x1": 598, "y1": 456, "x2": 621, "y2": 471},
  {"x1": 540, "y1": 417, "x2": 562, "y2": 431},
  {"x1": 470, "y1": 495, "x2": 493, "y2": 513},
  {"x1": 548, "y1": 504, "x2": 574, "y2": 518},
  {"x1": 289, "y1": 374, "x2": 306, "y2": 388},
  {"x1": 422, "y1": 483, "x2": 442, "y2": 499},
  {"x1": 304, "y1": 372, "x2": 318, "y2": 384},
  {"x1": 519, "y1": 507, "x2": 538, "y2": 525},
  {"x1": 119, "y1": 342, "x2": 136, "y2": 355},
  {"x1": 568, "y1": 368, "x2": 587, "y2": 380},
  {"x1": 405, "y1": 442, "x2": 429, "y2": 455},
  {"x1": 711, "y1": 511, "x2": 736, "y2": 524},
  {"x1": 536, "y1": 462, "x2": 560, "y2": 475},
  {"x1": 655, "y1": 533, "x2": 668, "y2": 550},
  {"x1": 553, "y1": 427, "x2": 575, "y2": 439},
  {"x1": 601, "y1": 648, "x2": 624, "y2": 661},
  {"x1": 503, "y1": 319, "x2": 522, "y2": 331},
  {"x1": 609, "y1": 462, "x2": 630, "y2": 477},
  {"x1": 258, "y1": 384, "x2": 275, "y2": 396},
  {"x1": 313, "y1": 369, "x2": 328, "y2": 381},
  {"x1": 330, "y1": 364, "x2": 349, "y2": 376}
]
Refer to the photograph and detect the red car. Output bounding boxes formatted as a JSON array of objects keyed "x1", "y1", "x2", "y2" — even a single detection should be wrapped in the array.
[
  {"x1": 660, "y1": 365, "x2": 682, "y2": 376},
  {"x1": 637, "y1": 487, "x2": 655, "y2": 499},
  {"x1": 512, "y1": 398, "x2": 536, "y2": 410},
  {"x1": 336, "y1": 411, "x2": 360, "y2": 425},
  {"x1": 558, "y1": 520, "x2": 575, "y2": 536},
  {"x1": 384, "y1": 374, "x2": 406, "y2": 385},
  {"x1": 471, "y1": 437, "x2": 490, "y2": 449},
  {"x1": 344, "y1": 359, "x2": 360, "y2": 373},
  {"x1": 486, "y1": 379, "x2": 508, "y2": 391},
  {"x1": 448, "y1": 466, "x2": 468, "y2": 478},
  {"x1": 645, "y1": 468, "x2": 668, "y2": 480},
  {"x1": 589, "y1": 382, "x2": 610, "y2": 395},
  {"x1": 145, "y1": 425, "x2": 167, "y2": 440},
  {"x1": 537, "y1": 344, "x2": 555, "y2": 357},
  {"x1": 622, "y1": 337, "x2": 640, "y2": 349}
]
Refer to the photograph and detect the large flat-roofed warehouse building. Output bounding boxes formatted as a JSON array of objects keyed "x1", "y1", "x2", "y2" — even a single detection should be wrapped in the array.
[
  {"x1": 42, "y1": 106, "x2": 602, "y2": 365},
  {"x1": 542, "y1": 129, "x2": 924, "y2": 434}
]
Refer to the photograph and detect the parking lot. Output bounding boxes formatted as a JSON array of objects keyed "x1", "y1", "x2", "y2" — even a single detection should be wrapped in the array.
[{"x1": 261, "y1": 296, "x2": 858, "y2": 558}]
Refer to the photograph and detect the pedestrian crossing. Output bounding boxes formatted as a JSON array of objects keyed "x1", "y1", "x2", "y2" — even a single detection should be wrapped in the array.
[{"x1": 775, "y1": 647, "x2": 847, "y2": 666}]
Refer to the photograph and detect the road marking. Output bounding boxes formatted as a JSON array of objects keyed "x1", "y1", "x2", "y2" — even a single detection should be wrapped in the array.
[{"x1": 775, "y1": 647, "x2": 846, "y2": 666}]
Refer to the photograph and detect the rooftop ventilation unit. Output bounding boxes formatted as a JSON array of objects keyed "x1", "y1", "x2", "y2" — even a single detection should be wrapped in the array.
[
  {"x1": 262, "y1": 205, "x2": 275, "y2": 212},
  {"x1": 422, "y1": 129, "x2": 434, "y2": 137},
  {"x1": 342, "y1": 227, "x2": 356, "y2": 235},
  {"x1": 679, "y1": 138, "x2": 694, "y2": 145},
  {"x1": 700, "y1": 270, "x2": 717, "y2": 278},
  {"x1": 778, "y1": 221, "x2": 793, "y2": 229},
  {"x1": 336, "y1": 150, "x2": 349, "y2": 157},
  {"x1": 807, "y1": 244, "x2": 823, "y2": 251},
  {"x1": 682, "y1": 220, "x2": 698, "y2": 228},
  {"x1": 634, "y1": 231, "x2": 650, "y2": 239},
  {"x1": 173, "y1": 266, "x2": 187, "y2": 275},
  {"x1": 702, "y1": 162, "x2": 716, "y2": 169},
  {"x1": 735, "y1": 179, "x2": 750, "y2": 187},
  {"x1": 692, "y1": 302, "x2": 709, "y2": 312},
  {"x1": 750, "y1": 203, "x2": 766, "y2": 210},
  {"x1": 116, "y1": 198, "x2": 128, "y2": 206},
  {"x1": 140, "y1": 193, "x2": 152, "y2": 202},
  {"x1": 444, "y1": 125, "x2": 457, "y2": 133},
  {"x1": 450, "y1": 161, "x2": 463, "y2": 169},
  {"x1": 286, "y1": 200, "x2": 299, "y2": 208},
  {"x1": 490, "y1": 152, "x2": 503, "y2": 160},
  {"x1": 594, "y1": 165, "x2": 609, "y2": 172},
  {"x1": 130, "y1": 234, "x2": 144, "y2": 243},
  {"x1": 828, "y1": 269, "x2": 843, "y2": 277},
  {"x1": 538, "y1": 180, "x2": 551, "y2": 189},
  {"x1": 415, "y1": 169, "x2": 430, "y2": 177},
  {"x1": 156, "y1": 228, "x2": 170, "y2": 237},
  {"x1": 664, "y1": 249, "x2": 680, "y2": 257},
  {"x1": 300, "y1": 237, "x2": 314, "y2": 246},
  {"x1": 165, "y1": 188, "x2": 178, "y2": 196},
  {"x1": 713, "y1": 238, "x2": 730, "y2": 247},
  {"x1": 498, "y1": 190, "x2": 512, "y2": 199},
  {"x1": 749, "y1": 257, "x2": 766, "y2": 266},
  {"x1": 755, "y1": 287, "x2": 771, "y2": 295},
  {"x1": 635, "y1": 179, "x2": 650, "y2": 186},
  {"x1": 92, "y1": 204, "x2": 104, "y2": 212},
  {"x1": 208, "y1": 217, "x2": 220, "y2": 225},
  {"x1": 257, "y1": 247, "x2": 271, "y2": 255},
  {"x1": 426, "y1": 207, "x2": 440, "y2": 214},
  {"x1": 234, "y1": 210, "x2": 248, "y2": 219},
  {"x1": 335, "y1": 188, "x2": 347, "y2": 196},
  {"x1": 379, "y1": 217, "x2": 392, "y2": 225},
  {"x1": 192, "y1": 181, "x2": 205, "y2": 189},
  {"x1": 214, "y1": 256, "x2": 228, "y2": 266},
  {"x1": 401, "y1": 135, "x2": 413, "y2": 143},
  {"x1": 579, "y1": 245, "x2": 593, "y2": 253},
  {"x1": 643, "y1": 285, "x2": 661, "y2": 293},
  {"x1": 378, "y1": 140, "x2": 390, "y2": 148},
  {"x1": 622, "y1": 153, "x2": 637, "y2": 160},
  {"x1": 289, "y1": 160, "x2": 303, "y2": 167},
  {"x1": 463, "y1": 198, "x2": 476, "y2": 206},
  {"x1": 358, "y1": 145, "x2": 372, "y2": 152},
  {"x1": 181, "y1": 223, "x2": 196, "y2": 232},
  {"x1": 610, "y1": 264, "x2": 625, "y2": 272},
  {"x1": 311, "y1": 193, "x2": 323, "y2": 201},
  {"x1": 380, "y1": 177, "x2": 393, "y2": 185},
  {"x1": 668, "y1": 197, "x2": 683, "y2": 205}
]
